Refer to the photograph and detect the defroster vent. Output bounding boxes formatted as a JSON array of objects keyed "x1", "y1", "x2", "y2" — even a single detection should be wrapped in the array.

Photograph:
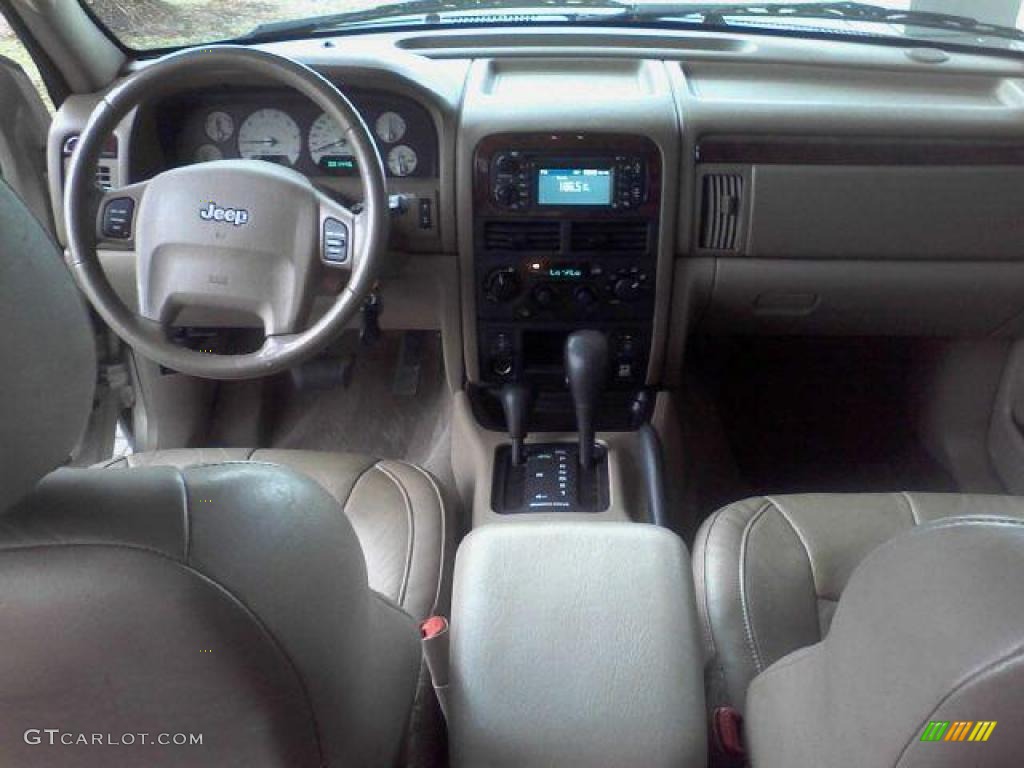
[{"x1": 700, "y1": 174, "x2": 743, "y2": 251}]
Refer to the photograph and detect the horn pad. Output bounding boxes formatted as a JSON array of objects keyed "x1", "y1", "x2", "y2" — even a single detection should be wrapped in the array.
[{"x1": 135, "y1": 159, "x2": 318, "y2": 333}]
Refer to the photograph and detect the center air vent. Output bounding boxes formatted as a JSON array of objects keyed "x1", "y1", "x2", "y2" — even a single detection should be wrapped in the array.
[
  {"x1": 570, "y1": 221, "x2": 649, "y2": 253},
  {"x1": 483, "y1": 221, "x2": 560, "y2": 252},
  {"x1": 700, "y1": 174, "x2": 744, "y2": 251}
]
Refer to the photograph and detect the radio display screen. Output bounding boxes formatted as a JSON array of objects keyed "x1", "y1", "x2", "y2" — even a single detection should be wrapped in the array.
[{"x1": 536, "y1": 167, "x2": 613, "y2": 206}]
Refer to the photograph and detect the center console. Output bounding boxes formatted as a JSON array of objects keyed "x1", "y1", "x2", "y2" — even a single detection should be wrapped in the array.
[
  {"x1": 473, "y1": 133, "x2": 662, "y2": 394},
  {"x1": 447, "y1": 522, "x2": 707, "y2": 768},
  {"x1": 467, "y1": 133, "x2": 665, "y2": 519}
]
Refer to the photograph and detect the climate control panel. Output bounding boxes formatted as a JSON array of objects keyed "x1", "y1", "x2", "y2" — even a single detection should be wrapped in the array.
[{"x1": 481, "y1": 257, "x2": 653, "y2": 323}]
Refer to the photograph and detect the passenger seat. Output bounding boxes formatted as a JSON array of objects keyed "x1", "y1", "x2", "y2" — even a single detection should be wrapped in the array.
[{"x1": 694, "y1": 492, "x2": 1024, "y2": 712}]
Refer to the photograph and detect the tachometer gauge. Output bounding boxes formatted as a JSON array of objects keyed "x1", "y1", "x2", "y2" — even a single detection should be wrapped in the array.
[
  {"x1": 387, "y1": 145, "x2": 418, "y2": 177},
  {"x1": 205, "y1": 111, "x2": 234, "y2": 143},
  {"x1": 194, "y1": 144, "x2": 223, "y2": 163},
  {"x1": 375, "y1": 111, "x2": 406, "y2": 143},
  {"x1": 237, "y1": 109, "x2": 301, "y2": 166},
  {"x1": 308, "y1": 112, "x2": 355, "y2": 173}
]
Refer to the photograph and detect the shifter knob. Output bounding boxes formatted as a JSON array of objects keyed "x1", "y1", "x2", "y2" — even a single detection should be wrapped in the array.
[
  {"x1": 564, "y1": 330, "x2": 609, "y2": 469},
  {"x1": 498, "y1": 382, "x2": 534, "y2": 466}
]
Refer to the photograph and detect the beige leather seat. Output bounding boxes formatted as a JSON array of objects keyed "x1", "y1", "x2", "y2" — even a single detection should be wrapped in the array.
[
  {"x1": 744, "y1": 515, "x2": 1024, "y2": 767},
  {"x1": 0, "y1": 178, "x2": 442, "y2": 765},
  {"x1": 100, "y1": 449, "x2": 452, "y2": 621},
  {"x1": 694, "y1": 492, "x2": 1024, "y2": 713}
]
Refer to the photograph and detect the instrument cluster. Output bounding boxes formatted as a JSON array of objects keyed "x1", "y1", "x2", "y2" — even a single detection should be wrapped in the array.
[{"x1": 169, "y1": 87, "x2": 437, "y2": 178}]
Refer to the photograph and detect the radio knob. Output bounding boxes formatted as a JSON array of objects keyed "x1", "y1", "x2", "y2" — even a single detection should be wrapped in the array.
[
  {"x1": 495, "y1": 184, "x2": 520, "y2": 207},
  {"x1": 497, "y1": 155, "x2": 520, "y2": 174},
  {"x1": 612, "y1": 277, "x2": 642, "y2": 302},
  {"x1": 573, "y1": 285, "x2": 599, "y2": 309},
  {"x1": 484, "y1": 269, "x2": 520, "y2": 303}
]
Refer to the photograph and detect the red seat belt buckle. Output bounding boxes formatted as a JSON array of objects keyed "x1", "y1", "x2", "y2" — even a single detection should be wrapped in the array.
[
  {"x1": 712, "y1": 706, "x2": 746, "y2": 761},
  {"x1": 420, "y1": 615, "x2": 448, "y2": 640}
]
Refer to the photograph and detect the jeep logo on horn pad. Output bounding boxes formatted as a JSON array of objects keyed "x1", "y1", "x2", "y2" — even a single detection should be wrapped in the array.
[{"x1": 200, "y1": 202, "x2": 250, "y2": 226}]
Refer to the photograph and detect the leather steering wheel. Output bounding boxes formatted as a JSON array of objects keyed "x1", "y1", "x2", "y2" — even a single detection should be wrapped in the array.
[{"x1": 65, "y1": 46, "x2": 388, "y2": 380}]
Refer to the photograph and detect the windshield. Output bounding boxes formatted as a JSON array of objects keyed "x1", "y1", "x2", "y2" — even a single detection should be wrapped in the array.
[{"x1": 83, "y1": 0, "x2": 1024, "y2": 54}]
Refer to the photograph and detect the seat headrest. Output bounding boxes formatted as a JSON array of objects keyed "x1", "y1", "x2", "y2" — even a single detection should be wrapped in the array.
[
  {"x1": 0, "y1": 181, "x2": 95, "y2": 511},
  {"x1": 746, "y1": 516, "x2": 1024, "y2": 768}
]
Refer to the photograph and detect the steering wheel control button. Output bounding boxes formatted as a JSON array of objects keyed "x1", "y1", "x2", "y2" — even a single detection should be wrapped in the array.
[
  {"x1": 323, "y1": 218, "x2": 349, "y2": 264},
  {"x1": 102, "y1": 197, "x2": 135, "y2": 239}
]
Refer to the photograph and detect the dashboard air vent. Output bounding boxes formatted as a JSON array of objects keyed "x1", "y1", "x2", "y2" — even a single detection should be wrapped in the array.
[
  {"x1": 95, "y1": 165, "x2": 113, "y2": 191},
  {"x1": 700, "y1": 174, "x2": 744, "y2": 250},
  {"x1": 63, "y1": 134, "x2": 119, "y2": 191},
  {"x1": 570, "y1": 221, "x2": 649, "y2": 253},
  {"x1": 483, "y1": 221, "x2": 560, "y2": 252}
]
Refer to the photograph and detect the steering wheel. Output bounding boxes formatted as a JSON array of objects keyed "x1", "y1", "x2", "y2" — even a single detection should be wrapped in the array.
[{"x1": 65, "y1": 46, "x2": 388, "y2": 380}]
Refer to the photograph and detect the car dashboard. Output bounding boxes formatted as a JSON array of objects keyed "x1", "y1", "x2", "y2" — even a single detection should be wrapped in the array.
[{"x1": 45, "y1": 25, "x2": 1024, "y2": 409}]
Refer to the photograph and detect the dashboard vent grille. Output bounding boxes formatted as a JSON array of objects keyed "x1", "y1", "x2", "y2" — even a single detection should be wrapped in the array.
[
  {"x1": 700, "y1": 174, "x2": 744, "y2": 250},
  {"x1": 95, "y1": 165, "x2": 113, "y2": 191},
  {"x1": 570, "y1": 221, "x2": 649, "y2": 253},
  {"x1": 483, "y1": 221, "x2": 560, "y2": 252}
]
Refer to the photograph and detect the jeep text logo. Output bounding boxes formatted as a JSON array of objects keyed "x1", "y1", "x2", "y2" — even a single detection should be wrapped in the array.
[{"x1": 200, "y1": 202, "x2": 249, "y2": 226}]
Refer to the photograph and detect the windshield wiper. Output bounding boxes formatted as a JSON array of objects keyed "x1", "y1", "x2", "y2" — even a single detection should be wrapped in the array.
[
  {"x1": 617, "y1": 2, "x2": 1024, "y2": 43},
  {"x1": 234, "y1": 0, "x2": 626, "y2": 42}
]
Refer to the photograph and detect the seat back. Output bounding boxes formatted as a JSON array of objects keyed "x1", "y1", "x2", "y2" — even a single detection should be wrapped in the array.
[
  {"x1": 0, "y1": 179, "x2": 420, "y2": 766},
  {"x1": 746, "y1": 516, "x2": 1024, "y2": 767},
  {"x1": 0, "y1": 178, "x2": 95, "y2": 511}
]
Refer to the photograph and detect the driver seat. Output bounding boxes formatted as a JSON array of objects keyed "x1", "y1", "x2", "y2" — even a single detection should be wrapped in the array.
[
  {"x1": 0, "y1": 177, "x2": 447, "y2": 765},
  {"x1": 98, "y1": 449, "x2": 452, "y2": 621}
]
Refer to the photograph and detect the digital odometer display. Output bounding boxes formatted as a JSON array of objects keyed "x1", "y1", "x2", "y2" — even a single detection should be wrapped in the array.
[
  {"x1": 319, "y1": 156, "x2": 357, "y2": 173},
  {"x1": 537, "y1": 167, "x2": 613, "y2": 206}
]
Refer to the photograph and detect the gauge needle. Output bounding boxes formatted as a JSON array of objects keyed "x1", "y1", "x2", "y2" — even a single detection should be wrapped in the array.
[
  {"x1": 312, "y1": 140, "x2": 348, "y2": 153},
  {"x1": 241, "y1": 138, "x2": 280, "y2": 145}
]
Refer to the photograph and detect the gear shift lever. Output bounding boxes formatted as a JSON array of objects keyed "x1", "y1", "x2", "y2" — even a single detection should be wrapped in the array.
[
  {"x1": 565, "y1": 330, "x2": 609, "y2": 469},
  {"x1": 498, "y1": 382, "x2": 534, "y2": 466}
]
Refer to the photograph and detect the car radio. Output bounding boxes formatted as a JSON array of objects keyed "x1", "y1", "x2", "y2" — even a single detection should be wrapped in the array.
[{"x1": 489, "y1": 152, "x2": 646, "y2": 212}]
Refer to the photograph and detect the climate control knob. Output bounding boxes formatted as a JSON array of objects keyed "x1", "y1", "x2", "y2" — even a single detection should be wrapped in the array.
[
  {"x1": 573, "y1": 285, "x2": 599, "y2": 309},
  {"x1": 612, "y1": 277, "x2": 643, "y2": 302},
  {"x1": 533, "y1": 284, "x2": 557, "y2": 309},
  {"x1": 484, "y1": 268, "x2": 521, "y2": 303}
]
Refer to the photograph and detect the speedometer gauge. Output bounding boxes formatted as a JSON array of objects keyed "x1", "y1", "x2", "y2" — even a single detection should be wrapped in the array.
[
  {"x1": 308, "y1": 113, "x2": 355, "y2": 173},
  {"x1": 237, "y1": 109, "x2": 301, "y2": 166}
]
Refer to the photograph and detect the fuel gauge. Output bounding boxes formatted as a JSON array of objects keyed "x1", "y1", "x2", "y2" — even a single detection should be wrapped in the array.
[{"x1": 387, "y1": 145, "x2": 418, "y2": 177}]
